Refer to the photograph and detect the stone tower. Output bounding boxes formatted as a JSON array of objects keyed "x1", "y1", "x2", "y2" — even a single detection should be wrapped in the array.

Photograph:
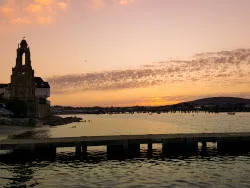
[{"x1": 10, "y1": 38, "x2": 36, "y2": 116}]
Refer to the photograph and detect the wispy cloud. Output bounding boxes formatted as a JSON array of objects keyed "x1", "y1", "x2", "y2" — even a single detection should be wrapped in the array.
[
  {"x1": 119, "y1": 0, "x2": 135, "y2": 5},
  {"x1": 47, "y1": 48, "x2": 250, "y2": 95},
  {"x1": 88, "y1": 0, "x2": 104, "y2": 10},
  {"x1": 87, "y1": 0, "x2": 135, "y2": 10},
  {"x1": 0, "y1": 0, "x2": 70, "y2": 24},
  {"x1": 0, "y1": 0, "x2": 136, "y2": 24},
  {"x1": 10, "y1": 17, "x2": 32, "y2": 25}
]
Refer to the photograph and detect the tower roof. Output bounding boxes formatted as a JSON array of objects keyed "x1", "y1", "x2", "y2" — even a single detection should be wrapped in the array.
[{"x1": 20, "y1": 39, "x2": 27, "y2": 45}]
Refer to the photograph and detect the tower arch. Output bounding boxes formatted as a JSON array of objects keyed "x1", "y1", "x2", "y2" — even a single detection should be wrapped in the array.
[{"x1": 16, "y1": 38, "x2": 31, "y2": 67}]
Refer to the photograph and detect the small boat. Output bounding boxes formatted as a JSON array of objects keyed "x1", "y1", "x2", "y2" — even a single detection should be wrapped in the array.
[{"x1": 228, "y1": 112, "x2": 235, "y2": 115}]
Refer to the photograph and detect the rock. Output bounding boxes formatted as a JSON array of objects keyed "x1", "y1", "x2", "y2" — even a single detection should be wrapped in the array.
[
  {"x1": 0, "y1": 116, "x2": 82, "y2": 127},
  {"x1": 9, "y1": 131, "x2": 34, "y2": 139},
  {"x1": 11, "y1": 118, "x2": 37, "y2": 127},
  {"x1": 0, "y1": 118, "x2": 38, "y2": 127},
  {"x1": 0, "y1": 117, "x2": 12, "y2": 125},
  {"x1": 9, "y1": 129, "x2": 49, "y2": 139},
  {"x1": 42, "y1": 115, "x2": 83, "y2": 126}
]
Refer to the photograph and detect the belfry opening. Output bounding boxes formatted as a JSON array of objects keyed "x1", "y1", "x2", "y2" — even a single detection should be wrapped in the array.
[{"x1": 16, "y1": 38, "x2": 31, "y2": 67}]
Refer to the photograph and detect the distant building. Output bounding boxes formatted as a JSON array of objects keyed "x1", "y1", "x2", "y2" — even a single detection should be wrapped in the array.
[{"x1": 0, "y1": 39, "x2": 50, "y2": 118}]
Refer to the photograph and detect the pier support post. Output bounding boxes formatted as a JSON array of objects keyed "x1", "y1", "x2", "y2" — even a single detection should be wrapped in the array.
[
  {"x1": 107, "y1": 140, "x2": 140, "y2": 158},
  {"x1": 162, "y1": 138, "x2": 198, "y2": 156},
  {"x1": 34, "y1": 145, "x2": 56, "y2": 160},
  {"x1": 12, "y1": 146, "x2": 36, "y2": 160},
  {"x1": 127, "y1": 140, "x2": 140, "y2": 156},
  {"x1": 186, "y1": 139, "x2": 198, "y2": 152},
  {"x1": 13, "y1": 145, "x2": 57, "y2": 161},
  {"x1": 148, "y1": 140, "x2": 153, "y2": 153},
  {"x1": 217, "y1": 138, "x2": 250, "y2": 153},
  {"x1": 201, "y1": 141, "x2": 207, "y2": 154},
  {"x1": 81, "y1": 143, "x2": 87, "y2": 159},
  {"x1": 202, "y1": 141, "x2": 207, "y2": 151},
  {"x1": 107, "y1": 143, "x2": 124, "y2": 159},
  {"x1": 75, "y1": 143, "x2": 82, "y2": 158}
]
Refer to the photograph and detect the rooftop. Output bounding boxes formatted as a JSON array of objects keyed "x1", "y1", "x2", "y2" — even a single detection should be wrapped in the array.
[{"x1": 34, "y1": 77, "x2": 50, "y2": 88}]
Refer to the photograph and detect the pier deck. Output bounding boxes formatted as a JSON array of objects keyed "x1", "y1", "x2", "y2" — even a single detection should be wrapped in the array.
[{"x1": 0, "y1": 132, "x2": 250, "y2": 157}]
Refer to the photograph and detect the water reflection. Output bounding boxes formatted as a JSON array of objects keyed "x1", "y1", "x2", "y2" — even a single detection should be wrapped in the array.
[
  {"x1": 0, "y1": 145, "x2": 249, "y2": 163},
  {"x1": 6, "y1": 164, "x2": 35, "y2": 187},
  {"x1": 0, "y1": 148, "x2": 250, "y2": 188},
  {"x1": 0, "y1": 162, "x2": 41, "y2": 188}
]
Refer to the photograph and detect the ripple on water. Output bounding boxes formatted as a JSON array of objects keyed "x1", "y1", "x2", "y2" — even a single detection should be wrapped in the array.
[{"x1": 0, "y1": 152, "x2": 250, "y2": 188}]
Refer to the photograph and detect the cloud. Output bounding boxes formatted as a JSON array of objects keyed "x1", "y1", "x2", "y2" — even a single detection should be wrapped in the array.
[
  {"x1": 34, "y1": 0, "x2": 54, "y2": 5},
  {"x1": 0, "y1": 0, "x2": 70, "y2": 24},
  {"x1": 37, "y1": 16, "x2": 52, "y2": 24},
  {"x1": 87, "y1": 0, "x2": 135, "y2": 10},
  {"x1": 119, "y1": 0, "x2": 134, "y2": 5},
  {"x1": 26, "y1": 4, "x2": 43, "y2": 13},
  {"x1": 0, "y1": 0, "x2": 135, "y2": 24},
  {"x1": 57, "y1": 1, "x2": 68, "y2": 11},
  {"x1": 10, "y1": 17, "x2": 32, "y2": 24},
  {"x1": 88, "y1": 0, "x2": 103, "y2": 10},
  {"x1": 47, "y1": 48, "x2": 250, "y2": 95},
  {"x1": 0, "y1": 6, "x2": 13, "y2": 15}
]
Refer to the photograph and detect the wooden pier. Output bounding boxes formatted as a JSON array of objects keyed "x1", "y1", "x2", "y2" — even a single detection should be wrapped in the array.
[{"x1": 0, "y1": 132, "x2": 250, "y2": 159}]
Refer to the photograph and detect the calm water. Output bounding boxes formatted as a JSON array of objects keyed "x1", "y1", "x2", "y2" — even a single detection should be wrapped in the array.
[
  {"x1": 49, "y1": 112, "x2": 250, "y2": 137},
  {"x1": 1, "y1": 112, "x2": 250, "y2": 187}
]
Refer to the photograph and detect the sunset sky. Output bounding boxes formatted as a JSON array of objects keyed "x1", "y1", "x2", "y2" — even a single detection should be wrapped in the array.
[{"x1": 1, "y1": 0, "x2": 250, "y2": 106}]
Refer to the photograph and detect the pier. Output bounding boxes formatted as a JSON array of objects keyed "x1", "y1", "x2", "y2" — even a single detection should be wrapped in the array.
[{"x1": 0, "y1": 132, "x2": 250, "y2": 159}]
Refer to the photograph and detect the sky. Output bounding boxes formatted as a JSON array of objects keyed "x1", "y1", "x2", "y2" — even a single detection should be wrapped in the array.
[{"x1": 0, "y1": 0, "x2": 250, "y2": 107}]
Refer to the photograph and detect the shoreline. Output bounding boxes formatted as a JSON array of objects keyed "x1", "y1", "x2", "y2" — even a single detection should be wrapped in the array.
[
  {"x1": 0, "y1": 125, "x2": 34, "y2": 140},
  {"x1": 0, "y1": 115, "x2": 83, "y2": 140}
]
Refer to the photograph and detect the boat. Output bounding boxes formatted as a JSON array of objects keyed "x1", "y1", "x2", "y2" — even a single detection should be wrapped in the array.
[{"x1": 228, "y1": 112, "x2": 235, "y2": 115}]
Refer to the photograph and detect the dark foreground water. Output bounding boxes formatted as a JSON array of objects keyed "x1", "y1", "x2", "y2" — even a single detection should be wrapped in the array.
[
  {"x1": 0, "y1": 113, "x2": 250, "y2": 187},
  {"x1": 0, "y1": 149, "x2": 250, "y2": 188}
]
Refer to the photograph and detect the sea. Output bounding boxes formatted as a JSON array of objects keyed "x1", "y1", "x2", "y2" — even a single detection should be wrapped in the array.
[{"x1": 0, "y1": 112, "x2": 250, "y2": 188}]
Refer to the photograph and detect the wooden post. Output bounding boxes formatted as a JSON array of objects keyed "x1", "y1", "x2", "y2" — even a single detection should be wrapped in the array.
[
  {"x1": 107, "y1": 144, "x2": 124, "y2": 159},
  {"x1": 128, "y1": 140, "x2": 140, "y2": 156},
  {"x1": 82, "y1": 143, "x2": 87, "y2": 159},
  {"x1": 202, "y1": 141, "x2": 207, "y2": 152},
  {"x1": 148, "y1": 140, "x2": 153, "y2": 152},
  {"x1": 162, "y1": 138, "x2": 198, "y2": 156},
  {"x1": 75, "y1": 143, "x2": 81, "y2": 158},
  {"x1": 107, "y1": 140, "x2": 140, "y2": 158},
  {"x1": 217, "y1": 137, "x2": 250, "y2": 153},
  {"x1": 186, "y1": 139, "x2": 198, "y2": 152},
  {"x1": 34, "y1": 145, "x2": 56, "y2": 160}
]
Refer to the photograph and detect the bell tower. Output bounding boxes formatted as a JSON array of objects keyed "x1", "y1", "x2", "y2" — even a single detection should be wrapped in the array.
[{"x1": 10, "y1": 38, "x2": 35, "y2": 102}]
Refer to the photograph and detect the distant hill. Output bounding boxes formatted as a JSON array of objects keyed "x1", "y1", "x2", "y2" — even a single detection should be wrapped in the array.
[
  {"x1": 184, "y1": 97, "x2": 250, "y2": 106},
  {"x1": 51, "y1": 96, "x2": 250, "y2": 114}
]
